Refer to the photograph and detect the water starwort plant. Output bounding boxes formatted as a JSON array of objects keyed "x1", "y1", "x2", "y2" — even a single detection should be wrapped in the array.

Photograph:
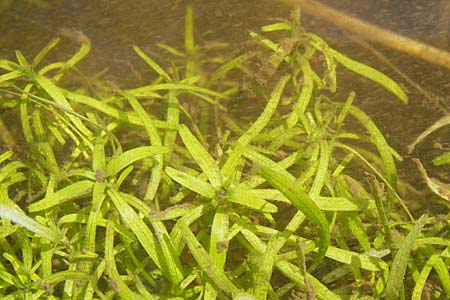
[{"x1": 0, "y1": 6, "x2": 449, "y2": 300}]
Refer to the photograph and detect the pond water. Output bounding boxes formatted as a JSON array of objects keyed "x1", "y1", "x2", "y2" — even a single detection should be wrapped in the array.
[{"x1": 1, "y1": 0, "x2": 449, "y2": 195}]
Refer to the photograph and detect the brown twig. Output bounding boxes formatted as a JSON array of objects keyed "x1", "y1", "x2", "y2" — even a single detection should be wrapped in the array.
[{"x1": 277, "y1": 0, "x2": 450, "y2": 70}]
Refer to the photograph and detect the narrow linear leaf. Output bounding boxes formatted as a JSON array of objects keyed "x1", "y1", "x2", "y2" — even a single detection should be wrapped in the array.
[
  {"x1": 178, "y1": 220, "x2": 240, "y2": 296},
  {"x1": 222, "y1": 75, "x2": 290, "y2": 179},
  {"x1": 28, "y1": 180, "x2": 93, "y2": 212},
  {"x1": 165, "y1": 167, "x2": 215, "y2": 198},
  {"x1": 33, "y1": 109, "x2": 59, "y2": 173},
  {"x1": 52, "y1": 39, "x2": 91, "y2": 81},
  {"x1": 170, "y1": 203, "x2": 213, "y2": 254},
  {"x1": 331, "y1": 49, "x2": 408, "y2": 103},
  {"x1": 0, "y1": 70, "x2": 22, "y2": 83},
  {"x1": 64, "y1": 91, "x2": 177, "y2": 130},
  {"x1": 107, "y1": 188, "x2": 161, "y2": 268},
  {"x1": 408, "y1": 115, "x2": 450, "y2": 153},
  {"x1": 413, "y1": 158, "x2": 450, "y2": 202},
  {"x1": 179, "y1": 124, "x2": 223, "y2": 188},
  {"x1": 309, "y1": 140, "x2": 330, "y2": 198},
  {"x1": 105, "y1": 220, "x2": 147, "y2": 300},
  {"x1": 432, "y1": 256, "x2": 450, "y2": 296},
  {"x1": 0, "y1": 203, "x2": 61, "y2": 243},
  {"x1": 433, "y1": 151, "x2": 450, "y2": 166},
  {"x1": 0, "y1": 150, "x2": 13, "y2": 164},
  {"x1": 205, "y1": 206, "x2": 230, "y2": 299},
  {"x1": 287, "y1": 56, "x2": 313, "y2": 128},
  {"x1": 125, "y1": 93, "x2": 163, "y2": 201},
  {"x1": 385, "y1": 215, "x2": 427, "y2": 300},
  {"x1": 184, "y1": 5, "x2": 196, "y2": 78},
  {"x1": 263, "y1": 189, "x2": 359, "y2": 211},
  {"x1": 0, "y1": 224, "x2": 18, "y2": 239},
  {"x1": 260, "y1": 167, "x2": 330, "y2": 267},
  {"x1": 184, "y1": 5, "x2": 195, "y2": 53},
  {"x1": 133, "y1": 45, "x2": 171, "y2": 82},
  {"x1": 32, "y1": 74, "x2": 93, "y2": 138},
  {"x1": 249, "y1": 31, "x2": 279, "y2": 53},
  {"x1": 236, "y1": 74, "x2": 290, "y2": 147},
  {"x1": 15, "y1": 50, "x2": 29, "y2": 66},
  {"x1": 152, "y1": 221, "x2": 185, "y2": 285},
  {"x1": 156, "y1": 43, "x2": 185, "y2": 57},
  {"x1": 227, "y1": 188, "x2": 278, "y2": 213},
  {"x1": 163, "y1": 90, "x2": 180, "y2": 161},
  {"x1": 0, "y1": 59, "x2": 20, "y2": 71},
  {"x1": 106, "y1": 146, "x2": 168, "y2": 177},
  {"x1": 261, "y1": 22, "x2": 292, "y2": 32},
  {"x1": 32, "y1": 37, "x2": 61, "y2": 68},
  {"x1": 411, "y1": 254, "x2": 437, "y2": 300},
  {"x1": 206, "y1": 54, "x2": 249, "y2": 88},
  {"x1": 348, "y1": 105, "x2": 397, "y2": 188},
  {"x1": 42, "y1": 270, "x2": 88, "y2": 286},
  {"x1": 127, "y1": 83, "x2": 226, "y2": 99}
]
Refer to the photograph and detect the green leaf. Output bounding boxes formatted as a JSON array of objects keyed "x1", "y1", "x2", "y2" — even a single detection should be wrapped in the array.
[
  {"x1": 179, "y1": 124, "x2": 223, "y2": 188},
  {"x1": 15, "y1": 50, "x2": 29, "y2": 67},
  {"x1": 0, "y1": 224, "x2": 18, "y2": 239},
  {"x1": 261, "y1": 189, "x2": 360, "y2": 211},
  {"x1": 347, "y1": 105, "x2": 397, "y2": 188},
  {"x1": 152, "y1": 221, "x2": 185, "y2": 285},
  {"x1": 222, "y1": 75, "x2": 290, "y2": 179},
  {"x1": 226, "y1": 188, "x2": 278, "y2": 213},
  {"x1": 206, "y1": 54, "x2": 249, "y2": 88},
  {"x1": 104, "y1": 220, "x2": 148, "y2": 300},
  {"x1": 331, "y1": 49, "x2": 408, "y2": 103},
  {"x1": 309, "y1": 140, "x2": 330, "y2": 198},
  {"x1": 0, "y1": 58, "x2": 20, "y2": 71},
  {"x1": 107, "y1": 188, "x2": 161, "y2": 268},
  {"x1": 287, "y1": 56, "x2": 313, "y2": 128},
  {"x1": 411, "y1": 254, "x2": 437, "y2": 300},
  {"x1": 127, "y1": 83, "x2": 227, "y2": 99},
  {"x1": 165, "y1": 167, "x2": 215, "y2": 198},
  {"x1": 184, "y1": 5, "x2": 195, "y2": 53},
  {"x1": 178, "y1": 220, "x2": 240, "y2": 296},
  {"x1": 249, "y1": 31, "x2": 279, "y2": 53},
  {"x1": 261, "y1": 22, "x2": 292, "y2": 32},
  {"x1": 433, "y1": 256, "x2": 450, "y2": 297},
  {"x1": 106, "y1": 146, "x2": 168, "y2": 177},
  {"x1": 133, "y1": 45, "x2": 171, "y2": 82},
  {"x1": 41, "y1": 270, "x2": 88, "y2": 286},
  {"x1": 32, "y1": 37, "x2": 60, "y2": 68},
  {"x1": 385, "y1": 215, "x2": 427, "y2": 300},
  {"x1": 125, "y1": 93, "x2": 163, "y2": 201},
  {"x1": 260, "y1": 167, "x2": 330, "y2": 268},
  {"x1": 28, "y1": 180, "x2": 93, "y2": 212},
  {"x1": 52, "y1": 40, "x2": 91, "y2": 81},
  {"x1": 205, "y1": 206, "x2": 230, "y2": 299},
  {"x1": 0, "y1": 70, "x2": 22, "y2": 83},
  {"x1": 32, "y1": 74, "x2": 92, "y2": 138},
  {"x1": 433, "y1": 151, "x2": 450, "y2": 166},
  {"x1": 0, "y1": 193, "x2": 62, "y2": 242},
  {"x1": 33, "y1": 109, "x2": 59, "y2": 173},
  {"x1": 408, "y1": 115, "x2": 450, "y2": 153},
  {"x1": 156, "y1": 43, "x2": 185, "y2": 57}
]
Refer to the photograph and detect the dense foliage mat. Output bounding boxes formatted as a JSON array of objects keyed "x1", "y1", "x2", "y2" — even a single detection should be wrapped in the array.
[{"x1": 0, "y1": 6, "x2": 449, "y2": 300}]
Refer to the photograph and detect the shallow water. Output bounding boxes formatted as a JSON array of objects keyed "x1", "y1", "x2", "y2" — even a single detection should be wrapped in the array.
[{"x1": 1, "y1": 0, "x2": 449, "y2": 193}]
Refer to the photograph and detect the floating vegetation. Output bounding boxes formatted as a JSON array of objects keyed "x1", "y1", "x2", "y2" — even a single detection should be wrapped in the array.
[{"x1": 0, "y1": 5, "x2": 449, "y2": 300}]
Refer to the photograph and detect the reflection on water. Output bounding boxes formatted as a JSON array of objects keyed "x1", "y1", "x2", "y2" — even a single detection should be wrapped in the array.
[{"x1": 1, "y1": 0, "x2": 449, "y2": 182}]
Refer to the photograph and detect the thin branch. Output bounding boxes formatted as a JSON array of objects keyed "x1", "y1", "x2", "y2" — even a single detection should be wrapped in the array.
[{"x1": 278, "y1": 0, "x2": 450, "y2": 70}]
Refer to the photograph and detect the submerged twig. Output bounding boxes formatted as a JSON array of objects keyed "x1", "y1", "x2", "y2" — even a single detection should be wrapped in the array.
[{"x1": 278, "y1": 0, "x2": 450, "y2": 70}]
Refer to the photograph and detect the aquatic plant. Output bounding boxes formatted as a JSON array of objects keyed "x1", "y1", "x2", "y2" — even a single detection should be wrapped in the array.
[{"x1": 0, "y1": 6, "x2": 448, "y2": 300}]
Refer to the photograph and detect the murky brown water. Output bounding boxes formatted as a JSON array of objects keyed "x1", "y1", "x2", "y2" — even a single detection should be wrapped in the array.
[{"x1": 1, "y1": 0, "x2": 449, "y2": 200}]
